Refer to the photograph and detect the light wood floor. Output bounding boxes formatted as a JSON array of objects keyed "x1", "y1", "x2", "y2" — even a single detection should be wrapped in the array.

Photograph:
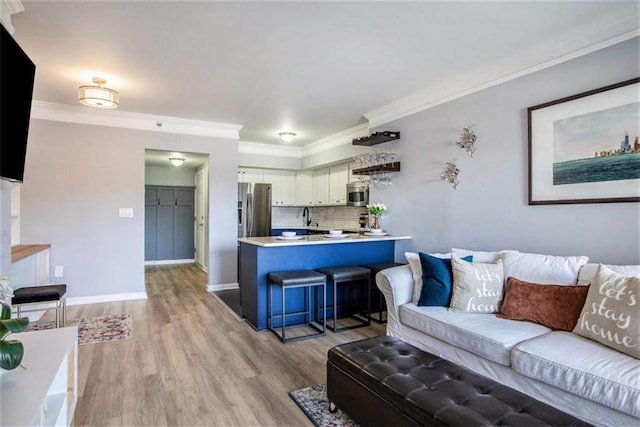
[{"x1": 63, "y1": 264, "x2": 385, "y2": 426}]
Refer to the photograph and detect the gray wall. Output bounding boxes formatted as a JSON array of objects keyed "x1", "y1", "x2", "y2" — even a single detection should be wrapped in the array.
[
  {"x1": 0, "y1": 182, "x2": 10, "y2": 283},
  {"x1": 371, "y1": 38, "x2": 639, "y2": 265},
  {"x1": 20, "y1": 120, "x2": 238, "y2": 299},
  {"x1": 145, "y1": 165, "x2": 196, "y2": 187}
]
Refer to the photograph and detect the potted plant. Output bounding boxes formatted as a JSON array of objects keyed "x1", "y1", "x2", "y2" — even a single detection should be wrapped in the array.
[{"x1": 0, "y1": 277, "x2": 29, "y2": 371}]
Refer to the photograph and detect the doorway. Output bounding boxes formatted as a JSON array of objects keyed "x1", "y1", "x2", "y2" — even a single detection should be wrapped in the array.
[{"x1": 144, "y1": 149, "x2": 210, "y2": 288}]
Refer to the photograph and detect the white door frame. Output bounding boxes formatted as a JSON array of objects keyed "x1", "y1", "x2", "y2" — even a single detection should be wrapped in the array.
[{"x1": 195, "y1": 167, "x2": 208, "y2": 273}]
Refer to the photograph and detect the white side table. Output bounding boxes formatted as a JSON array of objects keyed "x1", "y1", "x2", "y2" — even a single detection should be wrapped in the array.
[{"x1": 0, "y1": 327, "x2": 78, "y2": 426}]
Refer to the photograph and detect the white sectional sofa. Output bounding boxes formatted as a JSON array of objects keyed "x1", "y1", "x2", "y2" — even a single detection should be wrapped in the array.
[{"x1": 376, "y1": 250, "x2": 640, "y2": 427}]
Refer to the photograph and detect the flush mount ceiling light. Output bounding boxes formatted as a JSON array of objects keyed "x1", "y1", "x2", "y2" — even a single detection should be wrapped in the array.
[
  {"x1": 78, "y1": 77, "x2": 120, "y2": 109},
  {"x1": 278, "y1": 132, "x2": 297, "y2": 143},
  {"x1": 169, "y1": 157, "x2": 185, "y2": 167}
]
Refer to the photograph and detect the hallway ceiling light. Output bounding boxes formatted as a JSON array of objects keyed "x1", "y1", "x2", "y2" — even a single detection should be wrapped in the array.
[
  {"x1": 78, "y1": 77, "x2": 120, "y2": 109},
  {"x1": 278, "y1": 132, "x2": 296, "y2": 143},
  {"x1": 169, "y1": 157, "x2": 185, "y2": 166}
]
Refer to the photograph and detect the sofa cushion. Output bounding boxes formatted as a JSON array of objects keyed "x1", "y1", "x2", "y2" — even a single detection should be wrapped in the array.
[
  {"x1": 405, "y1": 252, "x2": 450, "y2": 303},
  {"x1": 497, "y1": 277, "x2": 589, "y2": 331},
  {"x1": 399, "y1": 304, "x2": 550, "y2": 366},
  {"x1": 502, "y1": 252, "x2": 588, "y2": 285},
  {"x1": 451, "y1": 248, "x2": 517, "y2": 263},
  {"x1": 573, "y1": 265, "x2": 640, "y2": 358},
  {"x1": 577, "y1": 263, "x2": 640, "y2": 286},
  {"x1": 416, "y1": 253, "x2": 472, "y2": 307},
  {"x1": 450, "y1": 256, "x2": 504, "y2": 313},
  {"x1": 512, "y1": 331, "x2": 640, "y2": 418}
]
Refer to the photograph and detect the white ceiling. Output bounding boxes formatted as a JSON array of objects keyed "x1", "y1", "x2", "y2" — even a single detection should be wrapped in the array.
[{"x1": 11, "y1": 1, "x2": 640, "y2": 147}]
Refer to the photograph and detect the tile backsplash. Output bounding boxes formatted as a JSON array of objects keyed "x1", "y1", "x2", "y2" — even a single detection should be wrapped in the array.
[{"x1": 272, "y1": 206, "x2": 365, "y2": 230}]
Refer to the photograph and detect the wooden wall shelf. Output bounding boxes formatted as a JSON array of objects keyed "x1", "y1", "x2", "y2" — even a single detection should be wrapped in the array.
[
  {"x1": 352, "y1": 162, "x2": 401, "y2": 175},
  {"x1": 352, "y1": 131, "x2": 400, "y2": 146}
]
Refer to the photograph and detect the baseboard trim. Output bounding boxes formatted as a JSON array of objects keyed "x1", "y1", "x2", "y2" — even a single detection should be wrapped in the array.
[
  {"x1": 66, "y1": 292, "x2": 148, "y2": 306},
  {"x1": 207, "y1": 283, "x2": 239, "y2": 292},
  {"x1": 196, "y1": 263, "x2": 208, "y2": 273},
  {"x1": 145, "y1": 259, "x2": 195, "y2": 266}
]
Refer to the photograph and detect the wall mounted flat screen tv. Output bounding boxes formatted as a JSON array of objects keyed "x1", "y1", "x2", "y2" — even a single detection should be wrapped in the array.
[{"x1": 0, "y1": 24, "x2": 36, "y2": 183}]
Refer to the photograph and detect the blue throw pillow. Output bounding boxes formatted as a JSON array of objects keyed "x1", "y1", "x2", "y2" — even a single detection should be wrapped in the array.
[{"x1": 417, "y1": 253, "x2": 472, "y2": 306}]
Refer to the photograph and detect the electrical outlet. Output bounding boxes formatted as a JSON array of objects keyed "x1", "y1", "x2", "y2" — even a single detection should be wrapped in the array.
[{"x1": 54, "y1": 265, "x2": 64, "y2": 277}]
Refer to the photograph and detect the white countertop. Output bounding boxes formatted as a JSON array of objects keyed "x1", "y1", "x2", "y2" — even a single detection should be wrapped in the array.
[{"x1": 238, "y1": 234, "x2": 411, "y2": 247}]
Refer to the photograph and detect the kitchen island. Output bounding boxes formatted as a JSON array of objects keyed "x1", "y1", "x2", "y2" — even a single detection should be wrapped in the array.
[{"x1": 238, "y1": 234, "x2": 410, "y2": 330}]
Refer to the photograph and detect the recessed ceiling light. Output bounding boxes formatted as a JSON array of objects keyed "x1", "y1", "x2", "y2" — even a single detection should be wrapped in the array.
[{"x1": 278, "y1": 132, "x2": 297, "y2": 143}]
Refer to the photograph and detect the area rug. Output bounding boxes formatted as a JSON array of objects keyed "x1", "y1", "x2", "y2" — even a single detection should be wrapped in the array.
[
  {"x1": 289, "y1": 384, "x2": 357, "y2": 427},
  {"x1": 26, "y1": 313, "x2": 132, "y2": 345}
]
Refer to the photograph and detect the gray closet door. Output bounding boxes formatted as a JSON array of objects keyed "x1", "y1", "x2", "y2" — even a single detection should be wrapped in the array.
[
  {"x1": 174, "y1": 188, "x2": 195, "y2": 259},
  {"x1": 145, "y1": 186, "x2": 194, "y2": 261},
  {"x1": 145, "y1": 187, "x2": 158, "y2": 261}
]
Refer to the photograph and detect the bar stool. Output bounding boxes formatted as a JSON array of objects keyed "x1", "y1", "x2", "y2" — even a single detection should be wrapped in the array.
[
  {"x1": 360, "y1": 263, "x2": 404, "y2": 323},
  {"x1": 268, "y1": 270, "x2": 327, "y2": 343},
  {"x1": 11, "y1": 284, "x2": 67, "y2": 327},
  {"x1": 315, "y1": 266, "x2": 371, "y2": 332}
]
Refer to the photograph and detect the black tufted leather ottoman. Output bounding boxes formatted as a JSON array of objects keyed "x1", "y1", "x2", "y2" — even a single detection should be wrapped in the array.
[{"x1": 327, "y1": 336, "x2": 591, "y2": 427}]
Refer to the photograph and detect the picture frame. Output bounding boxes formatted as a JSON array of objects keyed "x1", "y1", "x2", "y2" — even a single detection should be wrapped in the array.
[{"x1": 528, "y1": 78, "x2": 640, "y2": 205}]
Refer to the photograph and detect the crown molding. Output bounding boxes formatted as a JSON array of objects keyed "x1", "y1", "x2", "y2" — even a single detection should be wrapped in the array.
[
  {"x1": 301, "y1": 123, "x2": 369, "y2": 157},
  {"x1": 30, "y1": 101, "x2": 243, "y2": 139},
  {"x1": 238, "y1": 141, "x2": 302, "y2": 158},
  {"x1": 0, "y1": 0, "x2": 24, "y2": 33},
  {"x1": 365, "y1": 21, "x2": 640, "y2": 128}
]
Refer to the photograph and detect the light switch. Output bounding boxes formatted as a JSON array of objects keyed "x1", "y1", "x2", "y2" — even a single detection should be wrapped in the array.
[{"x1": 119, "y1": 208, "x2": 134, "y2": 218}]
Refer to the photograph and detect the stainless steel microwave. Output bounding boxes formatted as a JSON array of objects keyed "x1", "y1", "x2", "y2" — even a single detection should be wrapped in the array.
[{"x1": 347, "y1": 182, "x2": 369, "y2": 207}]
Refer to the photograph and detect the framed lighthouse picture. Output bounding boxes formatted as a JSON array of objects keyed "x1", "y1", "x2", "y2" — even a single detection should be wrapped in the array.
[{"x1": 528, "y1": 78, "x2": 640, "y2": 205}]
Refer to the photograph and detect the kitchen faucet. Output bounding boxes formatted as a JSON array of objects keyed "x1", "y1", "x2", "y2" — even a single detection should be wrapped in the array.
[{"x1": 302, "y1": 207, "x2": 312, "y2": 226}]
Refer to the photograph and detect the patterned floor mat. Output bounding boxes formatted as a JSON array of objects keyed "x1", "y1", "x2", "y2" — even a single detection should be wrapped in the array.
[{"x1": 26, "y1": 313, "x2": 132, "y2": 345}]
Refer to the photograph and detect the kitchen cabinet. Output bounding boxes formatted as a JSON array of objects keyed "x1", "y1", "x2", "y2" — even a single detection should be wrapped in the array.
[
  {"x1": 238, "y1": 168, "x2": 264, "y2": 183},
  {"x1": 312, "y1": 169, "x2": 330, "y2": 205},
  {"x1": 263, "y1": 170, "x2": 296, "y2": 206},
  {"x1": 295, "y1": 172, "x2": 313, "y2": 206},
  {"x1": 329, "y1": 164, "x2": 349, "y2": 205}
]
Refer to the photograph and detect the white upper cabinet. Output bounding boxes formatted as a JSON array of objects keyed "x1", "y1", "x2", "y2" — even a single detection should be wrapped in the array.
[
  {"x1": 263, "y1": 170, "x2": 296, "y2": 206},
  {"x1": 295, "y1": 172, "x2": 313, "y2": 206},
  {"x1": 329, "y1": 164, "x2": 349, "y2": 205},
  {"x1": 239, "y1": 164, "x2": 349, "y2": 206},
  {"x1": 312, "y1": 169, "x2": 330, "y2": 205},
  {"x1": 238, "y1": 168, "x2": 264, "y2": 183}
]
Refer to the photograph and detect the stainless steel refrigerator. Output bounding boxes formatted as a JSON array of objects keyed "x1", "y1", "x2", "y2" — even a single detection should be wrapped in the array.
[{"x1": 238, "y1": 182, "x2": 272, "y2": 237}]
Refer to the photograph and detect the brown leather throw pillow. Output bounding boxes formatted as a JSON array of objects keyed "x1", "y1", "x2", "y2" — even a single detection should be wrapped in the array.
[{"x1": 497, "y1": 276, "x2": 589, "y2": 331}]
